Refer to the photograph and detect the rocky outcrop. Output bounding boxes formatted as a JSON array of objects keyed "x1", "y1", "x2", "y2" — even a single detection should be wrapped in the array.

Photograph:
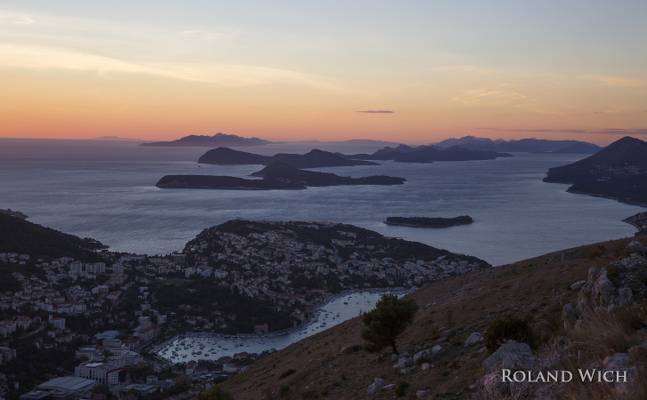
[
  {"x1": 572, "y1": 241, "x2": 647, "y2": 316},
  {"x1": 482, "y1": 340, "x2": 536, "y2": 373},
  {"x1": 464, "y1": 332, "x2": 484, "y2": 347}
]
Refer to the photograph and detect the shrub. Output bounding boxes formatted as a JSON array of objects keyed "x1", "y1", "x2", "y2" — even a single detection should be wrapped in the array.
[
  {"x1": 606, "y1": 265, "x2": 621, "y2": 286},
  {"x1": 485, "y1": 316, "x2": 534, "y2": 352},
  {"x1": 395, "y1": 381, "x2": 410, "y2": 397},
  {"x1": 196, "y1": 386, "x2": 233, "y2": 400},
  {"x1": 279, "y1": 369, "x2": 296, "y2": 379},
  {"x1": 362, "y1": 295, "x2": 418, "y2": 354}
]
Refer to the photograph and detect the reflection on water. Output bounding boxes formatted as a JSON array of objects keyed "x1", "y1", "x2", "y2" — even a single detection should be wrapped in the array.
[{"x1": 0, "y1": 139, "x2": 642, "y2": 265}]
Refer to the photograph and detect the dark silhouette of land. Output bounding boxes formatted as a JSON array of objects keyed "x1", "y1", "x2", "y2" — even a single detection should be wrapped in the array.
[
  {"x1": 385, "y1": 215, "x2": 474, "y2": 228},
  {"x1": 141, "y1": 133, "x2": 270, "y2": 147},
  {"x1": 198, "y1": 147, "x2": 376, "y2": 168},
  {"x1": 157, "y1": 162, "x2": 405, "y2": 190},
  {"x1": 544, "y1": 136, "x2": 647, "y2": 205},
  {"x1": 347, "y1": 144, "x2": 512, "y2": 163},
  {"x1": 435, "y1": 136, "x2": 601, "y2": 154}
]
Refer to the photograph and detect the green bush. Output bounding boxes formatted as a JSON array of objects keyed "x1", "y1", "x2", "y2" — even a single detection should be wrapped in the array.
[
  {"x1": 395, "y1": 381, "x2": 410, "y2": 397},
  {"x1": 362, "y1": 295, "x2": 418, "y2": 354},
  {"x1": 485, "y1": 316, "x2": 534, "y2": 352},
  {"x1": 279, "y1": 368, "x2": 296, "y2": 379},
  {"x1": 196, "y1": 386, "x2": 233, "y2": 400}
]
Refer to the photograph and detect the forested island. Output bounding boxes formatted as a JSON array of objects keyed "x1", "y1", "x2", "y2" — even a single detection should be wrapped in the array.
[
  {"x1": 156, "y1": 162, "x2": 405, "y2": 190},
  {"x1": 198, "y1": 147, "x2": 376, "y2": 168},
  {"x1": 385, "y1": 215, "x2": 474, "y2": 228}
]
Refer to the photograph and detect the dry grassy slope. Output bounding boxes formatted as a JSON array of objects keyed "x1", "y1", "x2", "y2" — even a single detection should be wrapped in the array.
[{"x1": 222, "y1": 237, "x2": 640, "y2": 400}]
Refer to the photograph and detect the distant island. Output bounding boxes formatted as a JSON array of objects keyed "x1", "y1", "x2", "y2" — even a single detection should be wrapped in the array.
[
  {"x1": 157, "y1": 162, "x2": 405, "y2": 190},
  {"x1": 141, "y1": 133, "x2": 271, "y2": 147},
  {"x1": 156, "y1": 174, "x2": 305, "y2": 190},
  {"x1": 347, "y1": 144, "x2": 512, "y2": 163},
  {"x1": 198, "y1": 147, "x2": 376, "y2": 168},
  {"x1": 435, "y1": 136, "x2": 601, "y2": 154},
  {"x1": 544, "y1": 136, "x2": 647, "y2": 205},
  {"x1": 385, "y1": 215, "x2": 474, "y2": 228}
]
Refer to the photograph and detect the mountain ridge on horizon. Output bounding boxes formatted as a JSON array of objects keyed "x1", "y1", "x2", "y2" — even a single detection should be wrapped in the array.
[
  {"x1": 434, "y1": 135, "x2": 601, "y2": 154},
  {"x1": 140, "y1": 132, "x2": 271, "y2": 147}
]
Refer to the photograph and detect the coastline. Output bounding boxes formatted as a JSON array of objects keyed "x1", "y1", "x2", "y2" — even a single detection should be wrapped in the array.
[
  {"x1": 565, "y1": 187, "x2": 647, "y2": 209},
  {"x1": 152, "y1": 287, "x2": 411, "y2": 361}
]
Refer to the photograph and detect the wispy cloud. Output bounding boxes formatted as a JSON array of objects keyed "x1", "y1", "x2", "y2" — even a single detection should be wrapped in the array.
[
  {"x1": 0, "y1": 7, "x2": 342, "y2": 91},
  {"x1": 452, "y1": 84, "x2": 527, "y2": 106},
  {"x1": 579, "y1": 74, "x2": 646, "y2": 88},
  {"x1": 0, "y1": 10, "x2": 34, "y2": 25},
  {"x1": 0, "y1": 43, "x2": 341, "y2": 90},
  {"x1": 431, "y1": 64, "x2": 498, "y2": 74},
  {"x1": 356, "y1": 110, "x2": 394, "y2": 114}
]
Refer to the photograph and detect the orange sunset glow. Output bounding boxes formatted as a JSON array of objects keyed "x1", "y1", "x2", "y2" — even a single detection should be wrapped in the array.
[{"x1": 1, "y1": 2, "x2": 646, "y2": 144}]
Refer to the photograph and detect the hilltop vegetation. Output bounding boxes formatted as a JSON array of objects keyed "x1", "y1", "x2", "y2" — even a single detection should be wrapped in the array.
[{"x1": 0, "y1": 214, "x2": 104, "y2": 260}]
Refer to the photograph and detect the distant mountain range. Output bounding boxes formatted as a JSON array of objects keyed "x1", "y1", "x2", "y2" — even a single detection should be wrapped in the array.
[
  {"x1": 434, "y1": 136, "x2": 601, "y2": 154},
  {"x1": 347, "y1": 144, "x2": 512, "y2": 163},
  {"x1": 544, "y1": 136, "x2": 647, "y2": 205},
  {"x1": 198, "y1": 147, "x2": 376, "y2": 168},
  {"x1": 141, "y1": 133, "x2": 271, "y2": 147}
]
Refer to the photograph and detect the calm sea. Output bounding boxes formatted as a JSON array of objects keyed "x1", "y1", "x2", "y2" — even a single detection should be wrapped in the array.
[{"x1": 0, "y1": 139, "x2": 642, "y2": 265}]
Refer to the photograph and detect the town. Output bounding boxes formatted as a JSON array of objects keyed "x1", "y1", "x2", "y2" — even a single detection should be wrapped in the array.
[{"x1": 0, "y1": 216, "x2": 488, "y2": 399}]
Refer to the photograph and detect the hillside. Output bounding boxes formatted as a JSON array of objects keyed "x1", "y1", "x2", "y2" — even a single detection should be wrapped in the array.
[
  {"x1": 545, "y1": 136, "x2": 647, "y2": 205},
  {"x1": 179, "y1": 220, "x2": 488, "y2": 332},
  {"x1": 222, "y1": 236, "x2": 647, "y2": 399},
  {"x1": 0, "y1": 213, "x2": 105, "y2": 259}
]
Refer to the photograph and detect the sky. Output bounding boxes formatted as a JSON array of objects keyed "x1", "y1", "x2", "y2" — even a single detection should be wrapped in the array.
[{"x1": 1, "y1": 1, "x2": 646, "y2": 144}]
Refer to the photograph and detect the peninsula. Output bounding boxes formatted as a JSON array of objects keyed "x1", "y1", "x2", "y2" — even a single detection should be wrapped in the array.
[{"x1": 544, "y1": 136, "x2": 647, "y2": 205}]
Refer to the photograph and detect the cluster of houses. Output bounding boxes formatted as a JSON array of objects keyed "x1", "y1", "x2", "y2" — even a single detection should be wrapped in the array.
[
  {"x1": 0, "y1": 247, "x2": 241, "y2": 400},
  {"x1": 180, "y1": 221, "x2": 486, "y2": 325}
]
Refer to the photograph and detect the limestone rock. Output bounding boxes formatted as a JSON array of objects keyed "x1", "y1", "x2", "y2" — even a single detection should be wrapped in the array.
[
  {"x1": 482, "y1": 340, "x2": 536, "y2": 374},
  {"x1": 464, "y1": 332, "x2": 484, "y2": 347},
  {"x1": 367, "y1": 377, "x2": 385, "y2": 395}
]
